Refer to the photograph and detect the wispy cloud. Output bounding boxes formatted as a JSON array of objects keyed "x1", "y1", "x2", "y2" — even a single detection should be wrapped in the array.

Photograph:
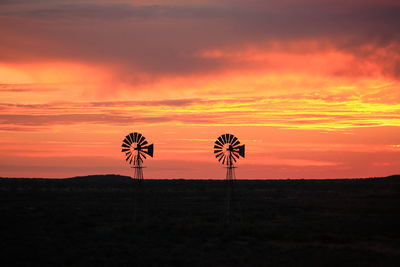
[{"x1": 1, "y1": 96, "x2": 400, "y2": 130}]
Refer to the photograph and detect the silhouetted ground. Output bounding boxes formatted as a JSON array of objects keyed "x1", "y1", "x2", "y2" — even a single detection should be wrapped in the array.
[{"x1": 1, "y1": 175, "x2": 400, "y2": 266}]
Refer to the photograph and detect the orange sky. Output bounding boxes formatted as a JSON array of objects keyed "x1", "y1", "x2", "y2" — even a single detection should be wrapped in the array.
[{"x1": 1, "y1": 0, "x2": 400, "y2": 178}]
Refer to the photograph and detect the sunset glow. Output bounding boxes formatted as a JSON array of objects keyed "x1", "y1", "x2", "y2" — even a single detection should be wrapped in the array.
[{"x1": 1, "y1": 0, "x2": 400, "y2": 178}]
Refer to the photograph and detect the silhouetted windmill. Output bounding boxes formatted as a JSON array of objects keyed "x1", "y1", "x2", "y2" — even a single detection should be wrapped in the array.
[
  {"x1": 214, "y1": 133, "x2": 245, "y2": 224},
  {"x1": 214, "y1": 133, "x2": 245, "y2": 180},
  {"x1": 121, "y1": 132, "x2": 154, "y2": 180}
]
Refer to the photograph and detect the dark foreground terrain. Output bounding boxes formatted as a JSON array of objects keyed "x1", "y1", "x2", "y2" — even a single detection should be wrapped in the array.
[{"x1": 1, "y1": 175, "x2": 400, "y2": 266}]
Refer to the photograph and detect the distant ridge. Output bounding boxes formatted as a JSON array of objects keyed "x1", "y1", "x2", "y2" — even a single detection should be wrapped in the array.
[
  {"x1": 65, "y1": 174, "x2": 132, "y2": 183},
  {"x1": 55, "y1": 174, "x2": 400, "y2": 181},
  {"x1": 383, "y1": 174, "x2": 400, "y2": 180},
  {"x1": 0, "y1": 174, "x2": 399, "y2": 181}
]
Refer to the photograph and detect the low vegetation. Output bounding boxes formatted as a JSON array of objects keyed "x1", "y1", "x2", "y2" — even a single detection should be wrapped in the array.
[{"x1": 1, "y1": 175, "x2": 399, "y2": 266}]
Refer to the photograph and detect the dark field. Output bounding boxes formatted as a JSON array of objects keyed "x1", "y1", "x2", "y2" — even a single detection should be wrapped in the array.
[{"x1": 1, "y1": 175, "x2": 400, "y2": 266}]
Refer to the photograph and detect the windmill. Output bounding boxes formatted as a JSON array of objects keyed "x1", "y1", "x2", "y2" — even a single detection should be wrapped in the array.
[
  {"x1": 214, "y1": 133, "x2": 245, "y2": 224},
  {"x1": 213, "y1": 133, "x2": 245, "y2": 180},
  {"x1": 121, "y1": 132, "x2": 154, "y2": 180}
]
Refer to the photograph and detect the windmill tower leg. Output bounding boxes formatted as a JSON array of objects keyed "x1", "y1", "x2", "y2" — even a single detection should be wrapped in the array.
[
  {"x1": 132, "y1": 155, "x2": 144, "y2": 181},
  {"x1": 132, "y1": 159, "x2": 144, "y2": 221},
  {"x1": 133, "y1": 166, "x2": 144, "y2": 180},
  {"x1": 225, "y1": 164, "x2": 236, "y2": 224}
]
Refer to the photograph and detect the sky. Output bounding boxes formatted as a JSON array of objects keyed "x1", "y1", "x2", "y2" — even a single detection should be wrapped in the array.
[{"x1": 1, "y1": 0, "x2": 400, "y2": 179}]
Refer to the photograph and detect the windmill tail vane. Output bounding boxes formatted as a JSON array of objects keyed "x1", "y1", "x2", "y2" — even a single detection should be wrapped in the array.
[{"x1": 121, "y1": 132, "x2": 154, "y2": 180}]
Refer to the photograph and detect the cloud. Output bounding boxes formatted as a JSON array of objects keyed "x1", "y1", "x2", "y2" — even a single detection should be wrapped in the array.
[
  {"x1": 0, "y1": 97, "x2": 260, "y2": 109},
  {"x1": 0, "y1": 1, "x2": 399, "y2": 80},
  {"x1": 0, "y1": 113, "x2": 170, "y2": 126},
  {"x1": 88, "y1": 98, "x2": 203, "y2": 107},
  {"x1": 0, "y1": 83, "x2": 58, "y2": 92},
  {"x1": 1, "y1": 95, "x2": 400, "y2": 131}
]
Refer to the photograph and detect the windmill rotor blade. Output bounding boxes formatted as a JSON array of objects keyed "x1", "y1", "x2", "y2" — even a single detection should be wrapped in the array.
[
  {"x1": 222, "y1": 155, "x2": 226, "y2": 165},
  {"x1": 138, "y1": 136, "x2": 145, "y2": 145},
  {"x1": 138, "y1": 135, "x2": 146, "y2": 145},
  {"x1": 217, "y1": 136, "x2": 225, "y2": 145},
  {"x1": 231, "y1": 136, "x2": 238, "y2": 145},
  {"x1": 215, "y1": 152, "x2": 223, "y2": 158},
  {"x1": 129, "y1": 155, "x2": 133, "y2": 164},
  {"x1": 125, "y1": 153, "x2": 131, "y2": 162},
  {"x1": 125, "y1": 135, "x2": 132, "y2": 144},
  {"x1": 214, "y1": 149, "x2": 222, "y2": 154},
  {"x1": 142, "y1": 144, "x2": 154, "y2": 157},
  {"x1": 231, "y1": 155, "x2": 237, "y2": 162},
  {"x1": 232, "y1": 140, "x2": 240, "y2": 147},
  {"x1": 131, "y1": 133, "x2": 137, "y2": 143},
  {"x1": 121, "y1": 148, "x2": 130, "y2": 152},
  {"x1": 123, "y1": 139, "x2": 131, "y2": 147},
  {"x1": 225, "y1": 134, "x2": 231, "y2": 143},
  {"x1": 141, "y1": 140, "x2": 148, "y2": 146},
  {"x1": 221, "y1": 134, "x2": 226, "y2": 143},
  {"x1": 140, "y1": 151, "x2": 147, "y2": 159},
  {"x1": 232, "y1": 152, "x2": 239, "y2": 158},
  {"x1": 227, "y1": 134, "x2": 234, "y2": 143},
  {"x1": 121, "y1": 143, "x2": 130, "y2": 149},
  {"x1": 214, "y1": 144, "x2": 222, "y2": 151},
  {"x1": 215, "y1": 154, "x2": 223, "y2": 160},
  {"x1": 218, "y1": 154, "x2": 224, "y2": 162},
  {"x1": 137, "y1": 133, "x2": 144, "y2": 144},
  {"x1": 215, "y1": 139, "x2": 223, "y2": 147},
  {"x1": 132, "y1": 132, "x2": 137, "y2": 143},
  {"x1": 123, "y1": 137, "x2": 131, "y2": 145},
  {"x1": 221, "y1": 134, "x2": 226, "y2": 145}
]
